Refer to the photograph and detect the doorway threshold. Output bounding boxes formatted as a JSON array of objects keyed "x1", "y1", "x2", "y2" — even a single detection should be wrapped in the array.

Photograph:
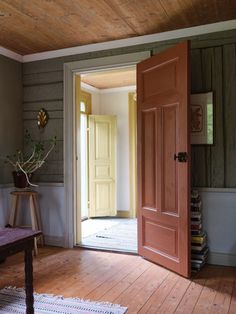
[
  {"x1": 75, "y1": 244, "x2": 137, "y2": 255},
  {"x1": 81, "y1": 218, "x2": 137, "y2": 253}
]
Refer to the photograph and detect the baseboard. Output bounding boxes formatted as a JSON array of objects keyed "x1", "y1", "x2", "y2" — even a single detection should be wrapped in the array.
[
  {"x1": 0, "y1": 183, "x2": 13, "y2": 188},
  {"x1": 208, "y1": 252, "x2": 236, "y2": 267},
  {"x1": 44, "y1": 235, "x2": 64, "y2": 247},
  {"x1": 116, "y1": 210, "x2": 131, "y2": 218}
]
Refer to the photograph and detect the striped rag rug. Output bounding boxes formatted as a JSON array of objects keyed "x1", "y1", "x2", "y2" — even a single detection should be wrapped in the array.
[{"x1": 0, "y1": 287, "x2": 127, "y2": 314}]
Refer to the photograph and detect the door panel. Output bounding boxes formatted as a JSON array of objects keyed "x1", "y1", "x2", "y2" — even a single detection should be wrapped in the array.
[
  {"x1": 142, "y1": 109, "x2": 156, "y2": 209},
  {"x1": 162, "y1": 103, "x2": 178, "y2": 214},
  {"x1": 143, "y1": 219, "x2": 178, "y2": 256},
  {"x1": 89, "y1": 115, "x2": 117, "y2": 217},
  {"x1": 142, "y1": 59, "x2": 178, "y2": 98},
  {"x1": 137, "y1": 41, "x2": 190, "y2": 278}
]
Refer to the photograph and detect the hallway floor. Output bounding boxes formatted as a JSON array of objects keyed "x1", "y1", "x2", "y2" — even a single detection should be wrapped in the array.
[{"x1": 81, "y1": 218, "x2": 137, "y2": 253}]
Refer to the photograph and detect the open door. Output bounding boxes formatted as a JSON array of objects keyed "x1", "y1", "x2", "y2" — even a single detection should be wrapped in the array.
[
  {"x1": 137, "y1": 41, "x2": 190, "y2": 277},
  {"x1": 88, "y1": 115, "x2": 117, "y2": 217}
]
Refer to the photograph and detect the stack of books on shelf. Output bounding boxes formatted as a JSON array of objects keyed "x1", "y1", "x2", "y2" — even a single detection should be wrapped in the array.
[{"x1": 191, "y1": 190, "x2": 208, "y2": 272}]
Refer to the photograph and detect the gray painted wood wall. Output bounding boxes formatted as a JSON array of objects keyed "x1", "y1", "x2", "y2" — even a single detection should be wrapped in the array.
[
  {"x1": 0, "y1": 55, "x2": 22, "y2": 184},
  {"x1": 22, "y1": 30, "x2": 236, "y2": 187},
  {"x1": 191, "y1": 44, "x2": 236, "y2": 187}
]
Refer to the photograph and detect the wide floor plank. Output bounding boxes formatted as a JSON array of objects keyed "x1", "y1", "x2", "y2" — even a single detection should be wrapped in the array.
[
  {"x1": 86, "y1": 255, "x2": 143, "y2": 300},
  {"x1": 193, "y1": 266, "x2": 224, "y2": 313},
  {"x1": 209, "y1": 267, "x2": 236, "y2": 314},
  {"x1": 138, "y1": 271, "x2": 179, "y2": 313},
  {"x1": 155, "y1": 275, "x2": 191, "y2": 313},
  {"x1": 99, "y1": 259, "x2": 152, "y2": 303},
  {"x1": 175, "y1": 268, "x2": 208, "y2": 314},
  {"x1": 229, "y1": 280, "x2": 236, "y2": 314},
  {"x1": 0, "y1": 247, "x2": 235, "y2": 314},
  {"x1": 115, "y1": 264, "x2": 169, "y2": 313}
]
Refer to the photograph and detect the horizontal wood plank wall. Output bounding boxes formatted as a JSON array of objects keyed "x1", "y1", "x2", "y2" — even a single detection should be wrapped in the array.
[
  {"x1": 23, "y1": 74, "x2": 64, "y2": 182},
  {"x1": 23, "y1": 30, "x2": 236, "y2": 185}
]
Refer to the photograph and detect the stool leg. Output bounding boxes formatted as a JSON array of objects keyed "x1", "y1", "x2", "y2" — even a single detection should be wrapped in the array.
[
  {"x1": 29, "y1": 195, "x2": 38, "y2": 255},
  {"x1": 9, "y1": 195, "x2": 19, "y2": 227},
  {"x1": 32, "y1": 195, "x2": 44, "y2": 246}
]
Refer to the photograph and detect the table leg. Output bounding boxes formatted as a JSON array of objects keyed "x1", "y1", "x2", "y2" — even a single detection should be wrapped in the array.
[{"x1": 24, "y1": 246, "x2": 34, "y2": 314}]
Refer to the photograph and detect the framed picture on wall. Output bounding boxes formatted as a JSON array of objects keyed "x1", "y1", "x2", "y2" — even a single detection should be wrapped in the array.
[{"x1": 191, "y1": 92, "x2": 214, "y2": 145}]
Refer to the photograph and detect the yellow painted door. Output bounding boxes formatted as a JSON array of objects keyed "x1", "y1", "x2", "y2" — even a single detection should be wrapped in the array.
[{"x1": 88, "y1": 115, "x2": 117, "y2": 217}]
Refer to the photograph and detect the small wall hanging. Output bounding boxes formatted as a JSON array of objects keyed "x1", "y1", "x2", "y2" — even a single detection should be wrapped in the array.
[
  {"x1": 191, "y1": 92, "x2": 214, "y2": 145},
  {"x1": 37, "y1": 108, "x2": 49, "y2": 128}
]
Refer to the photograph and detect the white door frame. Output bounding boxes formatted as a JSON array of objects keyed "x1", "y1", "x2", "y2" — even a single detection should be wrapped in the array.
[{"x1": 63, "y1": 51, "x2": 150, "y2": 248}]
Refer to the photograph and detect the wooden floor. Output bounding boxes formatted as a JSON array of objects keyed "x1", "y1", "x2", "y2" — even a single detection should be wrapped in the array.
[{"x1": 0, "y1": 247, "x2": 236, "y2": 313}]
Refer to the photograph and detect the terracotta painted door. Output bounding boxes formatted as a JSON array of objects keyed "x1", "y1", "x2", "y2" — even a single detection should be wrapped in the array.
[
  {"x1": 137, "y1": 41, "x2": 190, "y2": 278},
  {"x1": 88, "y1": 115, "x2": 117, "y2": 217}
]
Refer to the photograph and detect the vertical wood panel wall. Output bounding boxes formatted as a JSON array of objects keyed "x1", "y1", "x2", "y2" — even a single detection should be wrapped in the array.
[
  {"x1": 22, "y1": 30, "x2": 236, "y2": 186},
  {"x1": 191, "y1": 44, "x2": 236, "y2": 187}
]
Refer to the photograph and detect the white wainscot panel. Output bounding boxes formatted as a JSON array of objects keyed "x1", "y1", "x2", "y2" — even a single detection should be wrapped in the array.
[
  {"x1": 199, "y1": 189, "x2": 236, "y2": 267},
  {"x1": 0, "y1": 184, "x2": 65, "y2": 247}
]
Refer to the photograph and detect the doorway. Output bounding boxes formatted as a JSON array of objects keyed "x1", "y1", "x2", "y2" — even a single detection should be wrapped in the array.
[
  {"x1": 64, "y1": 45, "x2": 190, "y2": 277},
  {"x1": 76, "y1": 67, "x2": 138, "y2": 253},
  {"x1": 64, "y1": 51, "x2": 150, "y2": 249}
]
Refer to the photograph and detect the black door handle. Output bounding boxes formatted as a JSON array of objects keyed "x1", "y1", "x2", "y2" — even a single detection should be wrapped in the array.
[{"x1": 174, "y1": 152, "x2": 188, "y2": 162}]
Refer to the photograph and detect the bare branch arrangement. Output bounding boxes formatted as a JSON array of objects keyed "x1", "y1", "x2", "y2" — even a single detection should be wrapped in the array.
[{"x1": 3, "y1": 130, "x2": 56, "y2": 187}]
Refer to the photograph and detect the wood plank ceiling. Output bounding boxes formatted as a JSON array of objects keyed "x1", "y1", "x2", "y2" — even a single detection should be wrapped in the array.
[
  {"x1": 81, "y1": 67, "x2": 136, "y2": 89},
  {"x1": 0, "y1": 0, "x2": 236, "y2": 55}
]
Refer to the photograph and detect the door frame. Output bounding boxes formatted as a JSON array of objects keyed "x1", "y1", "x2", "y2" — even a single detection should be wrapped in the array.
[
  {"x1": 63, "y1": 51, "x2": 150, "y2": 248},
  {"x1": 128, "y1": 92, "x2": 137, "y2": 218}
]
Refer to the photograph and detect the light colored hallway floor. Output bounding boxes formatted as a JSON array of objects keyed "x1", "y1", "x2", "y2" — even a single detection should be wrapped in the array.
[{"x1": 81, "y1": 218, "x2": 137, "y2": 253}]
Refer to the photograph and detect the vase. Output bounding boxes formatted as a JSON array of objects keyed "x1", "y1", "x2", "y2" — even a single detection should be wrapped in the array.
[{"x1": 12, "y1": 171, "x2": 32, "y2": 189}]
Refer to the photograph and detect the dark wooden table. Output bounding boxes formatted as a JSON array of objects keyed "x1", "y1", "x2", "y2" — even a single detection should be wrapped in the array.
[{"x1": 0, "y1": 228, "x2": 42, "y2": 314}]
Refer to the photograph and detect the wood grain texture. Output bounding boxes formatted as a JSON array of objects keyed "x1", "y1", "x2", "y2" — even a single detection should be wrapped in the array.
[
  {"x1": 82, "y1": 67, "x2": 136, "y2": 89},
  {"x1": 201, "y1": 48, "x2": 213, "y2": 187},
  {"x1": 223, "y1": 44, "x2": 236, "y2": 187},
  {"x1": 137, "y1": 41, "x2": 190, "y2": 277},
  {"x1": 22, "y1": 30, "x2": 236, "y2": 186},
  {"x1": 190, "y1": 43, "x2": 236, "y2": 188},
  {"x1": 24, "y1": 101, "x2": 63, "y2": 112},
  {"x1": 191, "y1": 49, "x2": 207, "y2": 187},
  {"x1": 192, "y1": 266, "x2": 224, "y2": 313},
  {"x1": 210, "y1": 47, "x2": 225, "y2": 187},
  {"x1": 23, "y1": 71, "x2": 63, "y2": 86},
  {"x1": 22, "y1": 65, "x2": 63, "y2": 182},
  {"x1": 0, "y1": 0, "x2": 235, "y2": 54},
  {"x1": 23, "y1": 83, "x2": 63, "y2": 103},
  {"x1": 0, "y1": 247, "x2": 236, "y2": 314}
]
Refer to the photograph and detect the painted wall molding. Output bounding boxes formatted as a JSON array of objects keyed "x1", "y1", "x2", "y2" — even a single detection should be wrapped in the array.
[
  {"x1": 1, "y1": 20, "x2": 236, "y2": 63},
  {"x1": 44, "y1": 235, "x2": 64, "y2": 247},
  {"x1": 81, "y1": 82, "x2": 136, "y2": 94},
  {"x1": 22, "y1": 20, "x2": 236, "y2": 63},
  {"x1": 208, "y1": 252, "x2": 236, "y2": 267},
  {"x1": 1, "y1": 184, "x2": 235, "y2": 266},
  {"x1": 100, "y1": 85, "x2": 136, "y2": 94},
  {"x1": 0, "y1": 182, "x2": 64, "y2": 188},
  {"x1": 194, "y1": 187, "x2": 236, "y2": 193},
  {"x1": 0, "y1": 46, "x2": 22, "y2": 62},
  {"x1": 64, "y1": 51, "x2": 150, "y2": 248}
]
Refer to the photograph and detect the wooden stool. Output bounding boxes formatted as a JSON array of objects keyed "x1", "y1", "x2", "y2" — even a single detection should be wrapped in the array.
[{"x1": 8, "y1": 190, "x2": 44, "y2": 255}]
